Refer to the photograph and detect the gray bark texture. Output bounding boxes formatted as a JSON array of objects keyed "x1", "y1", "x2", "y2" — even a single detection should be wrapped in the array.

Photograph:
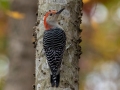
[
  {"x1": 4, "y1": 0, "x2": 37, "y2": 90},
  {"x1": 34, "y1": 0, "x2": 83, "y2": 90}
]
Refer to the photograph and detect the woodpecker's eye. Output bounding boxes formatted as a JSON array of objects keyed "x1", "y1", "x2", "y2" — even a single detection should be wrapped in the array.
[{"x1": 50, "y1": 13, "x2": 52, "y2": 16}]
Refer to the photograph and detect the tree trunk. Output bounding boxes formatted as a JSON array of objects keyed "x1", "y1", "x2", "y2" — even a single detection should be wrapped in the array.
[
  {"x1": 4, "y1": 0, "x2": 37, "y2": 90},
  {"x1": 35, "y1": 0, "x2": 83, "y2": 90}
]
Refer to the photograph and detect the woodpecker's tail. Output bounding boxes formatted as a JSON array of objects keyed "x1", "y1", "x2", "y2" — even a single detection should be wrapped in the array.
[{"x1": 50, "y1": 73, "x2": 60, "y2": 87}]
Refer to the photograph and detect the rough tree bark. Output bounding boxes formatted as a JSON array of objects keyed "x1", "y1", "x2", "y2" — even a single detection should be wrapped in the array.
[
  {"x1": 4, "y1": 0, "x2": 37, "y2": 90},
  {"x1": 34, "y1": 0, "x2": 83, "y2": 90}
]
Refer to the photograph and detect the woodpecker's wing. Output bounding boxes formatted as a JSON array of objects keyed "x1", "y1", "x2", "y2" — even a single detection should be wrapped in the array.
[{"x1": 43, "y1": 28, "x2": 66, "y2": 74}]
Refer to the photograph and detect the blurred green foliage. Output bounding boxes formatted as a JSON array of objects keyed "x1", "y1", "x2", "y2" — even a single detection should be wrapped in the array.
[
  {"x1": 0, "y1": 1, "x2": 9, "y2": 89},
  {"x1": 0, "y1": 0, "x2": 10, "y2": 11},
  {"x1": 0, "y1": 78, "x2": 4, "y2": 90},
  {"x1": 0, "y1": 0, "x2": 9, "y2": 55}
]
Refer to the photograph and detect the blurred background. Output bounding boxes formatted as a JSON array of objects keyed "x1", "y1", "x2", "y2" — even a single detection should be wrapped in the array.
[
  {"x1": 0, "y1": 0, "x2": 120, "y2": 90},
  {"x1": 80, "y1": 0, "x2": 120, "y2": 90},
  {"x1": 0, "y1": 0, "x2": 37, "y2": 90}
]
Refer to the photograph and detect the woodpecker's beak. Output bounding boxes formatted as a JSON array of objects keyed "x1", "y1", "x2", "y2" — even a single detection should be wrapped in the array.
[
  {"x1": 56, "y1": 8, "x2": 65, "y2": 14},
  {"x1": 53, "y1": 8, "x2": 65, "y2": 21}
]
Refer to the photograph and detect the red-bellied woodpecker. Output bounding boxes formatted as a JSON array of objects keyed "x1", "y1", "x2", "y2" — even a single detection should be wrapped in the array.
[{"x1": 43, "y1": 8, "x2": 66, "y2": 87}]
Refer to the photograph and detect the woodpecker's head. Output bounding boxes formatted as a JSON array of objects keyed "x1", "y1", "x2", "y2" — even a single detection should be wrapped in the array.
[{"x1": 44, "y1": 8, "x2": 65, "y2": 30}]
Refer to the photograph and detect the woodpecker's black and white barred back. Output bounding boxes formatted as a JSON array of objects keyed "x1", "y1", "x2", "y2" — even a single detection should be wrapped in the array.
[{"x1": 43, "y1": 28, "x2": 66, "y2": 87}]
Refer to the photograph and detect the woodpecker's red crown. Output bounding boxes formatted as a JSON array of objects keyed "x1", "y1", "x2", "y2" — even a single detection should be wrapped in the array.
[{"x1": 44, "y1": 10, "x2": 57, "y2": 30}]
